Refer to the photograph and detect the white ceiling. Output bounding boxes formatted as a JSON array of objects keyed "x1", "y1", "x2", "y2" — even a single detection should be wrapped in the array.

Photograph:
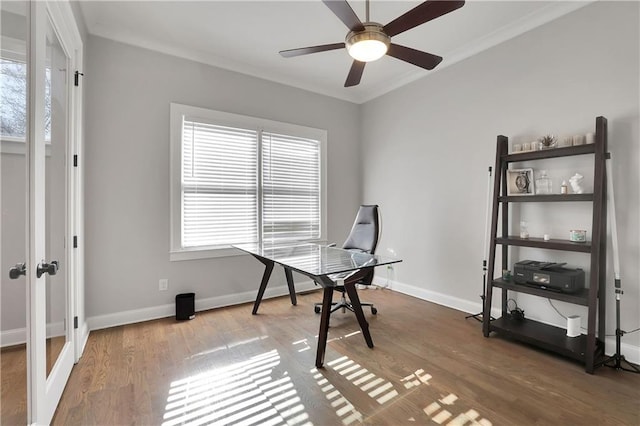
[{"x1": 78, "y1": 1, "x2": 591, "y2": 104}]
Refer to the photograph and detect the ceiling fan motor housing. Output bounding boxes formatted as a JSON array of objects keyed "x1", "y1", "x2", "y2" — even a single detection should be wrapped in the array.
[{"x1": 345, "y1": 23, "x2": 391, "y2": 62}]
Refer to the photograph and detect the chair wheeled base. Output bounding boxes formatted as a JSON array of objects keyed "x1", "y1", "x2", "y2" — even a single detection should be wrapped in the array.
[{"x1": 314, "y1": 291, "x2": 377, "y2": 315}]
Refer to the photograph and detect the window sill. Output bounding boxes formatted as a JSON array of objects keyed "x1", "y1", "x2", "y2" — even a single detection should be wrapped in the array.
[
  {"x1": 169, "y1": 239, "x2": 329, "y2": 262},
  {"x1": 169, "y1": 246, "x2": 243, "y2": 261},
  {"x1": 2, "y1": 139, "x2": 52, "y2": 155}
]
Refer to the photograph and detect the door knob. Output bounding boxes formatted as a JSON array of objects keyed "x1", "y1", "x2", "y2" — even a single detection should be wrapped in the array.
[
  {"x1": 37, "y1": 260, "x2": 59, "y2": 278},
  {"x1": 9, "y1": 263, "x2": 26, "y2": 279}
]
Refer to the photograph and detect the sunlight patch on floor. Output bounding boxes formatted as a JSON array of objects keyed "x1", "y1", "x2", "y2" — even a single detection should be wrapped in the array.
[
  {"x1": 402, "y1": 369, "x2": 432, "y2": 388},
  {"x1": 163, "y1": 349, "x2": 312, "y2": 426},
  {"x1": 326, "y1": 330, "x2": 362, "y2": 344},
  {"x1": 310, "y1": 367, "x2": 362, "y2": 425},
  {"x1": 292, "y1": 338, "x2": 311, "y2": 353},
  {"x1": 319, "y1": 354, "x2": 493, "y2": 426},
  {"x1": 186, "y1": 335, "x2": 270, "y2": 360},
  {"x1": 328, "y1": 356, "x2": 399, "y2": 404},
  {"x1": 423, "y1": 394, "x2": 492, "y2": 426}
]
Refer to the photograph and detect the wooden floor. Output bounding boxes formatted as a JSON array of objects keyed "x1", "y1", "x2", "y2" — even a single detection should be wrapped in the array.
[{"x1": 9, "y1": 289, "x2": 640, "y2": 425}]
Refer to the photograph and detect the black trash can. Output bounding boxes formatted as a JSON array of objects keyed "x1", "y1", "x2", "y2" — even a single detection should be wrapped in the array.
[{"x1": 175, "y1": 292, "x2": 195, "y2": 320}]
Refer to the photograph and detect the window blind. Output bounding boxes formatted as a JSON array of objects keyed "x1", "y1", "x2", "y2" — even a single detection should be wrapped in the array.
[
  {"x1": 181, "y1": 119, "x2": 258, "y2": 247},
  {"x1": 262, "y1": 131, "x2": 321, "y2": 243}
]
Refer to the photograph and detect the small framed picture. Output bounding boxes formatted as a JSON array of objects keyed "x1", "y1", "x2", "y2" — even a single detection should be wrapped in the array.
[{"x1": 507, "y1": 168, "x2": 535, "y2": 195}]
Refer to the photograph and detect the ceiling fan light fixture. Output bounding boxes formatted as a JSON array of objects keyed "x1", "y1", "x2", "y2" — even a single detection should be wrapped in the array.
[{"x1": 346, "y1": 23, "x2": 390, "y2": 62}]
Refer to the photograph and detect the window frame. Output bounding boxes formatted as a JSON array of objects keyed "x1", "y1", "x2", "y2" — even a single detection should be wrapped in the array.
[{"x1": 169, "y1": 103, "x2": 327, "y2": 261}]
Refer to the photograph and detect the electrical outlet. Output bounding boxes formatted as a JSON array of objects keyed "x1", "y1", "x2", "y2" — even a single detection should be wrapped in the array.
[{"x1": 159, "y1": 279, "x2": 168, "y2": 291}]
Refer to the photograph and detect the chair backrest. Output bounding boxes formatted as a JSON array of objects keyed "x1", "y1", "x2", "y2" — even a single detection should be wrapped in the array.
[{"x1": 341, "y1": 205, "x2": 380, "y2": 254}]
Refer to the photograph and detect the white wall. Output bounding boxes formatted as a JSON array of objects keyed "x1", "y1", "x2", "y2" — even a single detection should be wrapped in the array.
[
  {"x1": 84, "y1": 36, "x2": 362, "y2": 326},
  {"x1": 361, "y1": 1, "x2": 640, "y2": 356}
]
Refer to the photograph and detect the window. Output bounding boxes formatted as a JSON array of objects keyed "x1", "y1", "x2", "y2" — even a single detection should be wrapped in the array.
[
  {"x1": 1, "y1": 36, "x2": 52, "y2": 154},
  {"x1": 170, "y1": 103, "x2": 327, "y2": 260}
]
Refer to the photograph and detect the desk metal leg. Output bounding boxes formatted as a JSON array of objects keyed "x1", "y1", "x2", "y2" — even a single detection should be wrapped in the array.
[
  {"x1": 284, "y1": 267, "x2": 297, "y2": 306},
  {"x1": 316, "y1": 286, "x2": 334, "y2": 368},
  {"x1": 344, "y1": 282, "x2": 374, "y2": 348},
  {"x1": 252, "y1": 259, "x2": 274, "y2": 315}
]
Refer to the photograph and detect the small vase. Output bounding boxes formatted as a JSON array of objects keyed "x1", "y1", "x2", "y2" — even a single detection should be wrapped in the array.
[{"x1": 535, "y1": 170, "x2": 553, "y2": 195}]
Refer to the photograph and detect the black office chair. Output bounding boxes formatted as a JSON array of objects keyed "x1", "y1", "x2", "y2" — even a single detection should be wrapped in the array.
[{"x1": 314, "y1": 204, "x2": 380, "y2": 316}]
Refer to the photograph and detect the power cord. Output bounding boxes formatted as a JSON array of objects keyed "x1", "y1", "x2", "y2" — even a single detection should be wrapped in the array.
[
  {"x1": 507, "y1": 298, "x2": 525, "y2": 320},
  {"x1": 548, "y1": 299, "x2": 567, "y2": 320},
  {"x1": 548, "y1": 299, "x2": 587, "y2": 332}
]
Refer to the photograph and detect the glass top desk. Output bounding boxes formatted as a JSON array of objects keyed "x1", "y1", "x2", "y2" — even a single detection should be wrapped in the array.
[{"x1": 233, "y1": 242, "x2": 402, "y2": 368}]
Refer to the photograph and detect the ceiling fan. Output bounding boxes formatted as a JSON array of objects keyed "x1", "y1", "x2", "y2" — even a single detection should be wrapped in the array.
[{"x1": 279, "y1": 0, "x2": 465, "y2": 87}]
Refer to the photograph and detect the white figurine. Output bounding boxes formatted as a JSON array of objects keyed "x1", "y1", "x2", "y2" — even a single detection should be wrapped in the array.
[{"x1": 569, "y1": 173, "x2": 584, "y2": 194}]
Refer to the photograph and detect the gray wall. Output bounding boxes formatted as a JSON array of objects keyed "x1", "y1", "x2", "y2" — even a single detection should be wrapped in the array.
[
  {"x1": 361, "y1": 1, "x2": 640, "y2": 349},
  {"x1": 84, "y1": 36, "x2": 362, "y2": 321},
  {"x1": 1, "y1": 153, "x2": 26, "y2": 332}
]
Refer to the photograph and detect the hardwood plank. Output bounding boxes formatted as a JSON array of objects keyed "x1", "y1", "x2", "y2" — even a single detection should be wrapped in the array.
[{"x1": 1, "y1": 344, "x2": 27, "y2": 425}]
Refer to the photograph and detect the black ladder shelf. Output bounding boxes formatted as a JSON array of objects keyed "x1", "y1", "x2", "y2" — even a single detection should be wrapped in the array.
[{"x1": 482, "y1": 116, "x2": 608, "y2": 374}]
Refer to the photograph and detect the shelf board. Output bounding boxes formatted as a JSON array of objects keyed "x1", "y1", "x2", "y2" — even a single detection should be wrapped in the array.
[
  {"x1": 489, "y1": 316, "x2": 593, "y2": 362},
  {"x1": 500, "y1": 194, "x2": 594, "y2": 203},
  {"x1": 496, "y1": 236, "x2": 592, "y2": 253},
  {"x1": 505, "y1": 144, "x2": 595, "y2": 162},
  {"x1": 492, "y1": 278, "x2": 590, "y2": 305}
]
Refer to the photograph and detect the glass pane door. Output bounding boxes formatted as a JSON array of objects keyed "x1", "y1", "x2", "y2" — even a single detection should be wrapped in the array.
[
  {"x1": 0, "y1": 1, "x2": 29, "y2": 424},
  {"x1": 44, "y1": 11, "x2": 68, "y2": 378}
]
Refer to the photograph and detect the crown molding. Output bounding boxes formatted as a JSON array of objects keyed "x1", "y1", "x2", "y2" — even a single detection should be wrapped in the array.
[
  {"x1": 358, "y1": 0, "x2": 595, "y2": 103},
  {"x1": 88, "y1": 23, "x2": 359, "y2": 103}
]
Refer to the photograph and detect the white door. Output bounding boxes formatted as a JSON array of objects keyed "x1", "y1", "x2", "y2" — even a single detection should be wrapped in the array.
[
  {"x1": 1, "y1": 1, "x2": 80, "y2": 423},
  {"x1": 29, "y1": 2, "x2": 79, "y2": 423}
]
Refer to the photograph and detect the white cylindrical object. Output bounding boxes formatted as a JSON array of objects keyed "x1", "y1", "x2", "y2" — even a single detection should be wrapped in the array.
[{"x1": 567, "y1": 315, "x2": 581, "y2": 337}]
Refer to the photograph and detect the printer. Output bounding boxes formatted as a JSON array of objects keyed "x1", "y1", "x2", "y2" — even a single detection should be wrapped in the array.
[{"x1": 513, "y1": 260, "x2": 585, "y2": 293}]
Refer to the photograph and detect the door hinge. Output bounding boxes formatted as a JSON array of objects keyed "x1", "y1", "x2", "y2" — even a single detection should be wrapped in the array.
[
  {"x1": 74, "y1": 316, "x2": 78, "y2": 329},
  {"x1": 73, "y1": 235, "x2": 78, "y2": 248},
  {"x1": 73, "y1": 154, "x2": 78, "y2": 167},
  {"x1": 74, "y1": 71, "x2": 84, "y2": 87}
]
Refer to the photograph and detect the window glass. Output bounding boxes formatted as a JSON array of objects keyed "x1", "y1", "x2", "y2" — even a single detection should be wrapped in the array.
[
  {"x1": 262, "y1": 131, "x2": 321, "y2": 243},
  {"x1": 181, "y1": 120, "x2": 258, "y2": 247}
]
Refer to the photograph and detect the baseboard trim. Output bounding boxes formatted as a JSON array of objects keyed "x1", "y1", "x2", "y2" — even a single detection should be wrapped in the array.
[
  {"x1": 87, "y1": 280, "x2": 318, "y2": 331},
  {"x1": 1, "y1": 321, "x2": 65, "y2": 348},
  {"x1": 376, "y1": 277, "x2": 491, "y2": 317},
  {"x1": 375, "y1": 276, "x2": 640, "y2": 365},
  {"x1": 1, "y1": 327, "x2": 26, "y2": 348}
]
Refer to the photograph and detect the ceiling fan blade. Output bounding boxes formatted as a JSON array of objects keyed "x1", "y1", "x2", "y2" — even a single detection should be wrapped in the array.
[
  {"x1": 279, "y1": 42, "x2": 346, "y2": 58},
  {"x1": 384, "y1": 0, "x2": 465, "y2": 37},
  {"x1": 387, "y1": 44, "x2": 442, "y2": 70},
  {"x1": 322, "y1": 0, "x2": 365, "y2": 32},
  {"x1": 345, "y1": 60, "x2": 365, "y2": 87}
]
